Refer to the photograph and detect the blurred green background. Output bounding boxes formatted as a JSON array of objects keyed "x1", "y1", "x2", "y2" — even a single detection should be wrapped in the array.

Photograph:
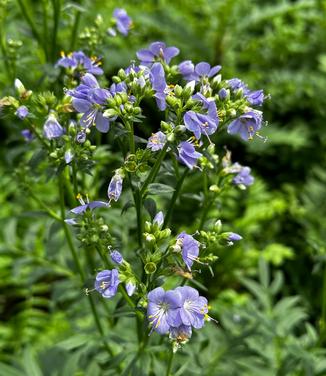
[{"x1": 1, "y1": 0, "x2": 326, "y2": 374}]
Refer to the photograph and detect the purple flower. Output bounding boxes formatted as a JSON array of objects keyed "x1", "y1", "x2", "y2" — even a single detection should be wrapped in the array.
[
  {"x1": 111, "y1": 250, "x2": 123, "y2": 265},
  {"x1": 70, "y1": 194, "x2": 109, "y2": 214},
  {"x1": 227, "y1": 78, "x2": 265, "y2": 106},
  {"x1": 177, "y1": 232, "x2": 200, "y2": 271},
  {"x1": 113, "y1": 8, "x2": 132, "y2": 36},
  {"x1": 126, "y1": 281, "x2": 136, "y2": 296},
  {"x1": 147, "y1": 131, "x2": 167, "y2": 151},
  {"x1": 108, "y1": 172, "x2": 123, "y2": 202},
  {"x1": 228, "y1": 232, "x2": 242, "y2": 242},
  {"x1": 150, "y1": 63, "x2": 168, "y2": 111},
  {"x1": 178, "y1": 141, "x2": 202, "y2": 170},
  {"x1": 21, "y1": 129, "x2": 33, "y2": 142},
  {"x1": 76, "y1": 131, "x2": 86, "y2": 143},
  {"x1": 68, "y1": 73, "x2": 113, "y2": 133},
  {"x1": 64, "y1": 150, "x2": 74, "y2": 164},
  {"x1": 56, "y1": 51, "x2": 103, "y2": 75},
  {"x1": 95, "y1": 269, "x2": 120, "y2": 298},
  {"x1": 179, "y1": 61, "x2": 221, "y2": 82},
  {"x1": 178, "y1": 60, "x2": 195, "y2": 78},
  {"x1": 169, "y1": 324, "x2": 192, "y2": 342},
  {"x1": 153, "y1": 211, "x2": 164, "y2": 228},
  {"x1": 218, "y1": 88, "x2": 228, "y2": 100},
  {"x1": 175, "y1": 286, "x2": 208, "y2": 329},
  {"x1": 184, "y1": 101, "x2": 219, "y2": 139},
  {"x1": 147, "y1": 287, "x2": 182, "y2": 334},
  {"x1": 15, "y1": 105, "x2": 29, "y2": 119},
  {"x1": 233, "y1": 166, "x2": 254, "y2": 186},
  {"x1": 227, "y1": 110, "x2": 262, "y2": 141},
  {"x1": 137, "y1": 41, "x2": 179, "y2": 65},
  {"x1": 43, "y1": 114, "x2": 64, "y2": 139}
]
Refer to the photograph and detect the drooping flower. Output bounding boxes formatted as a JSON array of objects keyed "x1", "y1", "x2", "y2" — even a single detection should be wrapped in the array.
[
  {"x1": 21, "y1": 129, "x2": 33, "y2": 142},
  {"x1": 15, "y1": 105, "x2": 29, "y2": 119},
  {"x1": 179, "y1": 61, "x2": 221, "y2": 82},
  {"x1": 95, "y1": 269, "x2": 120, "y2": 298},
  {"x1": 137, "y1": 41, "x2": 179, "y2": 65},
  {"x1": 175, "y1": 286, "x2": 208, "y2": 329},
  {"x1": 107, "y1": 172, "x2": 123, "y2": 202},
  {"x1": 178, "y1": 141, "x2": 202, "y2": 170},
  {"x1": 149, "y1": 62, "x2": 168, "y2": 111},
  {"x1": 68, "y1": 73, "x2": 114, "y2": 133},
  {"x1": 227, "y1": 110, "x2": 262, "y2": 141},
  {"x1": 153, "y1": 211, "x2": 164, "y2": 228},
  {"x1": 43, "y1": 114, "x2": 64, "y2": 139},
  {"x1": 56, "y1": 51, "x2": 103, "y2": 75},
  {"x1": 126, "y1": 281, "x2": 136, "y2": 296},
  {"x1": 227, "y1": 78, "x2": 265, "y2": 106},
  {"x1": 70, "y1": 194, "x2": 109, "y2": 214},
  {"x1": 113, "y1": 8, "x2": 132, "y2": 36},
  {"x1": 64, "y1": 150, "x2": 74, "y2": 164},
  {"x1": 228, "y1": 232, "x2": 243, "y2": 242},
  {"x1": 147, "y1": 131, "x2": 167, "y2": 151},
  {"x1": 184, "y1": 101, "x2": 219, "y2": 139},
  {"x1": 147, "y1": 287, "x2": 182, "y2": 334},
  {"x1": 233, "y1": 166, "x2": 254, "y2": 186},
  {"x1": 176, "y1": 232, "x2": 200, "y2": 271},
  {"x1": 169, "y1": 324, "x2": 192, "y2": 343},
  {"x1": 111, "y1": 250, "x2": 123, "y2": 265}
]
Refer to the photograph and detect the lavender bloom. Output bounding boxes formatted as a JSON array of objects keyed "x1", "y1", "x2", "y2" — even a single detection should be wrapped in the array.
[
  {"x1": 147, "y1": 287, "x2": 182, "y2": 334},
  {"x1": 43, "y1": 114, "x2": 64, "y2": 139},
  {"x1": 76, "y1": 131, "x2": 86, "y2": 143},
  {"x1": 153, "y1": 211, "x2": 164, "y2": 228},
  {"x1": 21, "y1": 129, "x2": 33, "y2": 142},
  {"x1": 64, "y1": 150, "x2": 74, "y2": 164},
  {"x1": 177, "y1": 232, "x2": 200, "y2": 271},
  {"x1": 56, "y1": 51, "x2": 103, "y2": 75},
  {"x1": 68, "y1": 73, "x2": 113, "y2": 133},
  {"x1": 137, "y1": 41, "x2": 179, "y2": 65},
  {"x1": 179, "y1": 61, "x2": 221, "y2": 82},
  {"x1": 175, "y1": 286, "x2": 208, "y2": 329},
  {"x1": 233, "y1": 166, "x2": 254, "y2": 186},
  {"x1": 150, "y1": 63, "x2": 168, "y2": 111},
  {"x1": 228, "y1": 232, "x2": 243, "y2": 242},
  {"x1": 95, "y1": 269, "x2": 120, "y2": 298},
  {"x1": 227, "y1": 78, "x2": 265, "y2": 106},
  {"x1": 113, "y1": 8, "x2": 132, "y2": 36},
  {"x1": 70, "y1": 194, "x2": 109, "y2": 214},
  {"x1": 184, "y1": 101, "x2": 219, "y2": 139},
  {"x1": 111, "y1": 250, "x2": 123, "y2": 265},
  {"x1": 178, "y1": 60, "x2": 195, "y2": 79},
  {"x1": 169, "y1": 324, "x2": 192, "y2": 342},
  {"x1": 178, "y1": 141, "x2": 202, "y2": 170},
  {"x1": 227, "y1": 110, "x2": 262, "y2": 141},
  {"x1": 126, "y1": 281, "x2": 136, "y2": 296},
  {"x1": 147, "y1": 131, "x2": 166, "y2": 151},
  {"x1": 15, "y1": 105, "x2": 29, "y2": 119},
  {"x1": 108, "y1": 173, "x2": 123, "y2": 202}
]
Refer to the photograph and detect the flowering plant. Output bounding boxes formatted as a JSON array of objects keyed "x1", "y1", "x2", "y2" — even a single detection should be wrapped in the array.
[{"x1": 0, "y1": 8, "x2": 268, "y2": 373}]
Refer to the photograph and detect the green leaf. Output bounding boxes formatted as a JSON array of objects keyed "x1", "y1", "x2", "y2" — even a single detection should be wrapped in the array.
[
  {"x1": 143, "y1": 198, "x2": 157, "y2": 219},
  {"x1": 22, "y1": 348, "x2": 42, "y2": 376},
  {"x1": 55, "y1": 334, "x2": 91, "y2": 350},
  {"x1": 0, "y1": 363, "x2": 24, "y2": 376},
  {"x1": 147, "y1": 183, "x2": 174, "y2": 195}
]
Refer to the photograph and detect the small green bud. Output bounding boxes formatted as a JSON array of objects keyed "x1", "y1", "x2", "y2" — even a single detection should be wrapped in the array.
[
  {"x1": 166, "y1": 95, "x2": 180, "y2": 107},
  {"x1": 213, "y1": 220, "x2": 222, "y2": 233},
  {"x1": 144, "y1": 262, "x2": 157, "y2": 274},
  {"x1": 103, "y1": 108, "x2": 118, "y2": 118},
  {"x1": 49, "y1": 151, "x2": 58, "y2": 159},
  {"x1": 144, "y1": 233, "x2": 156, "y2": 244},
  {"x1": 133, "y1": 107, "x2": 141, "y2": 115},
  {"x1": 112, "y1": 76, "x2": 121, "y2": 84},
  {"x1": 209, "y1": 185, "x2": 220, "y2": 193},
  {"x1": 158, "y1": 228, "x2": 171, "y2": 239},
  {"x1": 174, "y1": 84, "x2": 183, "y2": 97},
  {"x1": 227, "y1": 108, "x2": 237, "y2": 118},
  {"x1": 144, "y1": 221, "x2": 152, "y2": 233},
  {"x1": 118, "y1": 68, "x2": 127, "y2": 80},
  {"x1": 124, "y1": 160, "x2": 137, "y2": 172}
]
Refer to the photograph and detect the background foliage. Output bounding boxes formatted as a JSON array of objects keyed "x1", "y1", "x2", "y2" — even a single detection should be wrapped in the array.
[{"x1": 1, "y1": 0, "x2": 326, "y2": 374}]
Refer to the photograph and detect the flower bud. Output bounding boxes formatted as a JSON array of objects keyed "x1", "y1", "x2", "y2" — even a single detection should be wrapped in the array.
[
  {"x1": 213, "y1": 220, "x2": 222, "y2": 233},
  {"x1": 144, "y1": 262, "x2": 157, "y2": 274},
  {"x1": 118, "y1": 68, "x2": 127, "y2": 80},
  {"x1": 166, "y1": 95, "x2": 180, "y2": 108}
]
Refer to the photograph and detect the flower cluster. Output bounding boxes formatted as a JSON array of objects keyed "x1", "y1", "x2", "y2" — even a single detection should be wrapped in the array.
[{"x1": 147, "y1": 286, "x2": 208, "y2": 343}]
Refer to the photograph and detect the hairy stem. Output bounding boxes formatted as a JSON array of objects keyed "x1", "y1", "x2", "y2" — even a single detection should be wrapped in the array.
[{"x1": 165, "y1": 347, "x2": 175, "y2": 376}]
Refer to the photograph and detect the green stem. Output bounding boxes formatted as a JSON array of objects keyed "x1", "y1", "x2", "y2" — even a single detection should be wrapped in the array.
[
  {"x1": 70, "y1": 7, "x2": 81, "y2": 51},
  {"x1": 71, "y1": 161, "x2": 78, "y2": 196},
  {"x1": 140, "y1": 143, "x2": 168, "y2": 196},
  {"x1": 41, "y1": 0, "x2": 49, "y2": 61},
  {"x1": 28, "y1": 188, "x2": 62, "y2": 222},
  {"x1": 51, "y1": 0, "x2": 61, "y2": 62},
  {"x1": 58, "y1": 174, "x2": 114, "y2": 357},
  {"x1": 320, "y1": 262, "x2": 326, "y2": 343},
  {"x1": 16, "y1": 0, "x2": 44, "y2": 58},
  {"x1": 165, "y1": 348, "x2": 175, "y2": 376},
  {"x1": 163, "y1": 169, "x2": 188, "y2": 228}
]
